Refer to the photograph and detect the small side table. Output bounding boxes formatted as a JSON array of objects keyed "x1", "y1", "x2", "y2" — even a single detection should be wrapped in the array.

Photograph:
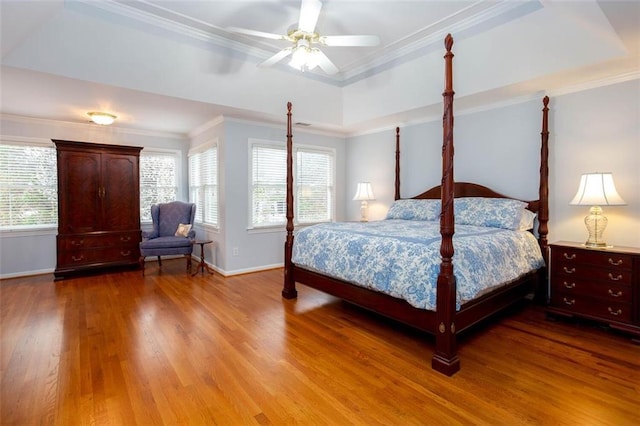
[{"x1": 192, "y1": 240, "x2": 215, "y2": 276}]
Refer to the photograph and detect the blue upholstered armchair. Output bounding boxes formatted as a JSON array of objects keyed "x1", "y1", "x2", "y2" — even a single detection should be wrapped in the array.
[{"x1": 139, "y1": 201, "x2": 196, "y2": 274}]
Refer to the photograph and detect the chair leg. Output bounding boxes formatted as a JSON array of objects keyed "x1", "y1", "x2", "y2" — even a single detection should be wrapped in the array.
[
  {"x1": 140, "y1": 256, "x2": 146, "y2": 276},
  {"x1": 186, "y1": 254, "x2": 192, "y2": 271},
  {"x1": 157, "y1": 256, "x2": 162, "y2": 268}
]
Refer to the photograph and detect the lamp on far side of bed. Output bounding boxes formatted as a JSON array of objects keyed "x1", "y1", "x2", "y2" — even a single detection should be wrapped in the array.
[
  {"x1": 570, "y1": 172, "x2": 626, "y2": 248},
  {"x1": 353, "y1": 182, "x2": 375, "y2": 222}
]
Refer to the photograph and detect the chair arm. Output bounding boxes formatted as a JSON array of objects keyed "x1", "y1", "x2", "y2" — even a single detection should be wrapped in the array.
[
  {"x1": 187, "y1": 229, "x2": 196, "y2": 239},
  {"x1": 142, "y1": 230, "x2": 159, "y2": 240}
]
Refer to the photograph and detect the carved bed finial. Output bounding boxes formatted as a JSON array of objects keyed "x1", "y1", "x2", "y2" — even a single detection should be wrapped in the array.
[{"x1": 445, "y1": 33, "x2": 453, "y2": 51}]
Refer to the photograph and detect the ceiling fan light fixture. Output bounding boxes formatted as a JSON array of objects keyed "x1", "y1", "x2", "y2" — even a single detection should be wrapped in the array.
[
  {"x1": 228, "y1": 0, "x2": 379, "y2": 75},
  {"x1": 288, "y1": 48, "x2": 307, "y2": 70},
  {"x1": 305, "y1": 48, "x2": 321, "y2": 70},
  {"x1": 87, "y1": 111, "x2": 117, "y2": 125},
  {"x1": 289, "y1": 40, "x2": 310, "y2": 70}
]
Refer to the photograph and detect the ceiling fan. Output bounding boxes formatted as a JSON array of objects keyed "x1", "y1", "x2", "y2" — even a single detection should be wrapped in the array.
[{"x1": 226, "y1": 0, "x2": 380, "y2": 75}]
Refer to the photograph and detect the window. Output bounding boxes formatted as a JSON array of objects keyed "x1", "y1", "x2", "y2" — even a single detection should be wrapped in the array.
[
  {"x1": 0, "y1": 140, "x2": 57, "y2": 229},
  {"x1": 140, "y1": 150, "x2": 179, "y2": 222},
  {"x1": 250, "y1": 141, "x2": 334, "y2": 228},
  {"x1": 189, "y1": 142, "x2": 218, "y2": 227},
  {"x1": 295, "y1": 149, "x2": 334, "y2": 223},
  {"x1": 251, "y1": 144, "x2": 287, "y2": 227}
]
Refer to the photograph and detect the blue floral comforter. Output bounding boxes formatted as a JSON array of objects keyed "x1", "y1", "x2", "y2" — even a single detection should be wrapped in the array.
[{"x1": 292, "y1": 220, "x2": 545, "y2": 311}]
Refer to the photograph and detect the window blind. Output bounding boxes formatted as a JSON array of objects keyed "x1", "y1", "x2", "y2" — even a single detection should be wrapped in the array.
[
  {"x1": 296, "y1": 149, "x2": 334, "y2": 223},
  {"x1": 189, "y1": 146, "x2": 218, "y2": 226},
  {"x1": 0, "y1": 143, "x2": 58, "y2": 228},
  {"x1": 252, "y1": 145, "x2": 287, "y2": 227},
  {"x1": 250, "y1": 143, "x2": 334, "y2": 227},
  {"x1": 140, "y1": 151, "x2": 178, "y2": 222}
]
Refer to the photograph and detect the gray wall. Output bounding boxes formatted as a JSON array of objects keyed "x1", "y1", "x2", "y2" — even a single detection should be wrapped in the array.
[
  {"x1": 345, "y1": 79, "x2": 640, "y2": 248},
  {"x1": 189, "y1": 118, "x2": 346, "y2": 275},
  {"x1": 2, "y1": 78, "x2": 638, "y2": 278}
]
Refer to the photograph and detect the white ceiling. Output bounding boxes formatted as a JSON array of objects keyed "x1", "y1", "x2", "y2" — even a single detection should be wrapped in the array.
[{"x1": 1, "y1": 0, "x2": 639, "y2": 136}]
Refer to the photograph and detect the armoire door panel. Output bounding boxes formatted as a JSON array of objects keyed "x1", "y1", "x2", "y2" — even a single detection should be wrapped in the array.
[
  {"x1": 102, "y1": 154, "x2": 140, "y2": 231},
  {"x1": 58, "y1": 151, "x2": 101, "y2": 234}
]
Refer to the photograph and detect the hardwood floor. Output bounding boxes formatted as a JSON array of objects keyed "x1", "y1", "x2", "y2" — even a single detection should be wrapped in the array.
[{"x1": 1, "y1": 260, "x2": 639, "y2": 425}]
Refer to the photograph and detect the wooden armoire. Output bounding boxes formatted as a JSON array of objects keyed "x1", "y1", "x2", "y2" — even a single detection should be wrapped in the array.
[{"x1": 53, "y1": 140, "x2": 143, "y2": 279}]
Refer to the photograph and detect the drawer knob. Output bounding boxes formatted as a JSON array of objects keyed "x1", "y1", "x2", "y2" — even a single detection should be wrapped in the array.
[
  {"x1": 563, "y1": 267, "x2": 576, "y2": 274},
  {"x1": 608, "y1": 258, "x2": 623, "y2": 266},
  {"x1": 120, "y1": 251, "x2": 131, "y2": 256},
  {"x1": 563, "y1": 281, "x2": 576, "y2": 289},
  {"x1": 607, "y1": 289, "x2": 623, "y2": 297},
  {"x1": 608, "y1": 273, "x2": 623, "y2": 281},
  {"x1": 563, "y1": 252, "x2": 576, "y2": 260},
  {"x1": 121, "y1": 236, "x2": 131, "y2": 242},
  {"x1": 71, "y1": 240, "x2": 84, "y2": 246},
  {"x1": 563, "y1": 297, "x2": 575, "y2": 306},
  {"x1": 607, "y1": 307, "x2": 622, "y2": 316},
  {"x1": 71, "y1": 255, "x2": 84, "y2": 262}
]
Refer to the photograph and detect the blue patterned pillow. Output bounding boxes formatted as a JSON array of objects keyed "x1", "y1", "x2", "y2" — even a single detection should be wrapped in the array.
[
  {"x1": 385, "y1": 199, "x2": 441, "y2": 221},
  {"x1": 454, "y1": 197, "x2": 528, "y2": 230}
]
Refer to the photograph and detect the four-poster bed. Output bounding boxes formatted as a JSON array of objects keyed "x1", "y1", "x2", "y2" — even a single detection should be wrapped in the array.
[{"x1": 282, "y1": 34, "x2": 550, "y2": 376}]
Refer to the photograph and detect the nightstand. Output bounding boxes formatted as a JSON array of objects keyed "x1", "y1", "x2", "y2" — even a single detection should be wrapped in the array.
[{"x1": 547, "y1": 241, "x2": 640, "y2": 339}]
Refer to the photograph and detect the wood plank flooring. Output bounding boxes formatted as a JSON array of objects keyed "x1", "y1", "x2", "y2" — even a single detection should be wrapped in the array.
[{"x1": 1, "y1": 259, "x2": 639, "y2": 425}]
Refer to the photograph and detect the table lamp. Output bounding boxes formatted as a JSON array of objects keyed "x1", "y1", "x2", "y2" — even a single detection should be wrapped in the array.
[
  {"x1": 570, "y1": 172, "x2": 626, "y2": 248},
  {"x1": 353, "y1": 182, "x2": 375, "y2": 222}
]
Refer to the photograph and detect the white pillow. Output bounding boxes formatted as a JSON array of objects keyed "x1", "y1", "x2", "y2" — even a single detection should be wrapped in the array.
[
  {"x1": 519, "y1": 209, "x2": 537, "y2": 231},
  {"x1": 175, "y1": 223, "x2": 192, "y2": 237}
]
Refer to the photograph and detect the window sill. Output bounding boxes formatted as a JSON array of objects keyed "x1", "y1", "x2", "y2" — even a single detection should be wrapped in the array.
[{"x1": 0, "y1": 226, "x2": 57, "y2": 238}]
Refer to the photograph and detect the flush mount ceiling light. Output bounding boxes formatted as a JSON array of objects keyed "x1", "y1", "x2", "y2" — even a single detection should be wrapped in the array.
[{"x1": 87, "y1": 111, "x2": 117, "y2": 125}]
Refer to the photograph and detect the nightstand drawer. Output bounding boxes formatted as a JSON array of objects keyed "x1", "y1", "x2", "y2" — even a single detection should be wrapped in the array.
[
  {"x1": 552, "y1": 263, "x2": 632, "y2": 285},
  {"x1": 550, "y1": 278, "x2": 631, "y2": 303},
  {"x1": 551, "y1": 247, "x2": 632, "y2": 270},
  {"x1": 550, "y1": 292, "x2": 631, "y2": 322}
]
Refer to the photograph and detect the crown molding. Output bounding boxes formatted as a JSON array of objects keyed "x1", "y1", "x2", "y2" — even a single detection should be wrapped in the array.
[
  {"x1": 188, "y1": 115, "x2": 226, "y2": 139},
  {"x1": 0, "y1": 113, "x2": 186, "y2": 139},
  {"x1": 70, "y1": 0, "x2": 542, "y2": 87},
  {"x1": 339, "y1": 1, "x2": 543, "y2": 85},
  {"x1": 70, "y1": 1, "x2": 278, "y2": 68},
  {"x1": 0, "y1": 134, "x2": 53, "y2": 146},
  {"x1": 546, "y1": 70, "x2": 640, "y2": 98}
]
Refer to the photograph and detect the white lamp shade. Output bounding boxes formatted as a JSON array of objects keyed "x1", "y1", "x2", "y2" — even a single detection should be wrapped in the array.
[
  {"x1": 570, "y1": 172, "x2": 626, "y2": 206},
  {"x1": 289, "y1": 39, "x2": 311, "y2": 70},
  {"x1": 353, "y1": 182, "x2": 375, "y2": 201}
]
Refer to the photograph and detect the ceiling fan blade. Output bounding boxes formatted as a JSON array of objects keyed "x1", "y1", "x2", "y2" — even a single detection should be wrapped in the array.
[
  {"x1": 226, "y1": 27, "x2": 287, "y2": 41},
  {"x1": 320, "y1": 35, "x2": 381, "y2": 47},
  {"x1": 314, "y1": 49, "x2": 339, "y2": 75},
  {"x1": 258, "y1": 48, "x2": 293, "y2": 68},
  {"x1": 298, "y1": 0, "x2": 322, "y2": 33}
]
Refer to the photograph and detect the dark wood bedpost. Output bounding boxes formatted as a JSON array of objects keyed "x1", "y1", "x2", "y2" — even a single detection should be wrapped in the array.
[
  {"x1": 432, "y1": 33, "x2": 460, "y2": 376},
  {"x1": 282, "y1": 101, "x2": 298, "y2": 299},
  {"x1": 538, "y1": 96, "x2": 550, "y2": 265},
  {"x1": 394, "y1": 127, "x2": 401, "y2": 200}
]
